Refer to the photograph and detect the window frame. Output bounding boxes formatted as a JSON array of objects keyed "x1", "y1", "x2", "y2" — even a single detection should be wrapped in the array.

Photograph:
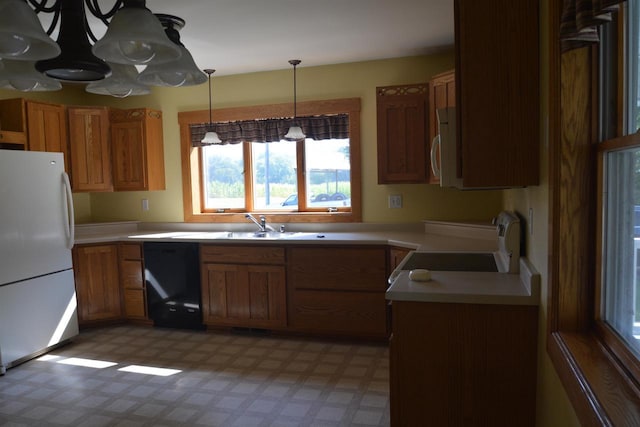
[
  {"x1": 178, "y1": 98, "x2": 361, "y2": 223},
  {"x1": 548, "y1": 2, "x2": 640, "y2": 424}
]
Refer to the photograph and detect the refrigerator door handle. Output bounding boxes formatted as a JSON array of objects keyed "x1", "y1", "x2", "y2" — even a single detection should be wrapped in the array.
[{"x1": 62, "y1": 172, "x2": 75, "y2": 249}]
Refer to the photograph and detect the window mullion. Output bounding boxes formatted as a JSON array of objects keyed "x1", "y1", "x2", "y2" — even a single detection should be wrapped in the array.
[{"x1": 243, "y1": 142, "x2": 255, "y2": 212}]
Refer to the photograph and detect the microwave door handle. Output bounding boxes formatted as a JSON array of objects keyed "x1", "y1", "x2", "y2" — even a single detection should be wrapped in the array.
[{"x1": 431, "y1": 134, "x2": 441, "y2": 177}]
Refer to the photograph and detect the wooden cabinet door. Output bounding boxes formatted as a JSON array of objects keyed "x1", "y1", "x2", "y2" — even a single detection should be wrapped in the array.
[
  {"x1": 390, "y1": 300, "x2": 537, "y2": 426},
  {"x1": 388, "y1": 246, "x2": 412, "y2": 272},
  {"x1": 376, "y1": 84, "x2": 428, "y2": 184},
  {"x1": 428, "y1": 70, "x2": 455, "y2": 184},
  {"x1": 26, "y1": 101, "x2": 69, "y2": 171},
  {"x1": 201, "y1": 263, "x2": 286, "y2": 328},
  {"x1": 455, "y1": 0, "x2": 539, "y2": 187},
  {"x1": 118, "y1": 243, "x2": 148, "y2": 321},
  {"x1": 110, "y1": 108, "x2": 165, "y2": 191},
  {"x1": 72, "y1": 244, "x2": 121, "y2": 324},
  {"x1": 287, "y1": 246, "x2": 388, "y2": 338},
  {"x1": 111, "y1": 120, "x2": 146, "y2": 191},
  {"x1": 68, "y1": 107, "x2": 112, "y2": 192}
]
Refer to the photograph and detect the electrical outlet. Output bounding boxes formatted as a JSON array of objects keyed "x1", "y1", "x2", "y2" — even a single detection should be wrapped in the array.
[
  {"x1": 142, "y1": 199, "x2": 149, "y2": 211},
  {"x1": 389, "y1": 194, "x2": 402, "y2": 209}
]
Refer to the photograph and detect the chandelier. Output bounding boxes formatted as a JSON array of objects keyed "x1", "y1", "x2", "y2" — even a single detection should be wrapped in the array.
[{"x1": 0, "y1": 0, "x2": 206, "y2": 96}]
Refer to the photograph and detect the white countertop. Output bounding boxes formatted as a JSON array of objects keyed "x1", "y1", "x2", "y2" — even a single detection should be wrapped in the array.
[
  {"x1": 385, "y1": 258, "x2": 540, "y2": 306},
  {"x1": 73, "y1": 220, "x2": 540, "y2": 306}
]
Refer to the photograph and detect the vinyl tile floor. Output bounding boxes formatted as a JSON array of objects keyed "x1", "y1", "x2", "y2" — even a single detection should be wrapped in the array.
[{"x1": 0, "y1": 325, "x2": 390, "y2": 427}]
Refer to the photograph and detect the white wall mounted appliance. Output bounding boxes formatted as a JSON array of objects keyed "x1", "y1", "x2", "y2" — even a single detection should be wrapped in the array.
[{"x1": 0, "y1": 150, "x2": 79, "y2": 374}]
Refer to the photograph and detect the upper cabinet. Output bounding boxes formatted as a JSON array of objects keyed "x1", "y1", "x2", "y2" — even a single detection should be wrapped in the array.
[
  {"x1": 110, "y1": 108, "x2": 165, "y2": 191},
  {"x1": 454, "y1": 0, "x2": 539, "y2": 187},
  {"x1": 0, "y1": 98, "x2": 27, "y2": 147},
  {"x1": 428, "y1": 70, "x2": 455, "y2": 185},
  {"x1": 376, "y1": 83, "x2": 428, "y2": 184},
  {"x1": 0, "y1": 99, "x2": 70, "y2": 170},
  {"x1": 68, "y1": 106, "x2": 112, "y2": 192},
  {"x1": 26, "y1": 101, "x2": 70, "y2": 172}
]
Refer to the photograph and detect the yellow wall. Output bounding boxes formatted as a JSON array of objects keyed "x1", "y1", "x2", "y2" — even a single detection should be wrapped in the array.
[
  {"x1": 60, "y1": 54, "x2": 501, "y2": 223},
  {"x1": 504, "y1": 0, "x2": 580, "y2": 425}
]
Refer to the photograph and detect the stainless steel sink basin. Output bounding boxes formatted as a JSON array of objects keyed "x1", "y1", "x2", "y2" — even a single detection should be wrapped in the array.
[
  {"x1": 400, "y1": 251, "x2": 498, "y2": 272},
  {"x1": 168, "y1": 231, "x2": 312, "y2": 240}
]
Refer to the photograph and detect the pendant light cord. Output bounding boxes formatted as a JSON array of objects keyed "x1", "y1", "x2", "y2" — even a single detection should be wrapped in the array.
[
  {"x1": 204, "y1": 68, "x2": 215, "y2": 129},
  {"x1": 289, "y1": 59, "x2": 301, "y2": 121}
]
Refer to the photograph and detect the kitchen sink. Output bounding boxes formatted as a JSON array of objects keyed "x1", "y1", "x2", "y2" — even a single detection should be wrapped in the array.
[
  {"x1": 131, "y1": 231, "x2": 314, "y2": 240},
  {"x1": 399, "y1": 251, "x2": 498, "y2": 272}
]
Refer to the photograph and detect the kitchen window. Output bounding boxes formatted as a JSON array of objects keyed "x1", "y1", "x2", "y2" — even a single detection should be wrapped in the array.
[
  {"x1": 200, "y1": 137, "x2": 351, "y2": 212},
  {"x1": 598, "y1": 0, "x2": 640, "y2": 372},
  {"x1": 549, "y1": 0, "x2": 640, "y2": 424},
  {"x1": 178, "y1": 98, "x2": 362, "y2": 223}
]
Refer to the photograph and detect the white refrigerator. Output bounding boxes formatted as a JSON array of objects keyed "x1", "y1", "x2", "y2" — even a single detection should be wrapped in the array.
[{"x1": 0, "y1": 150, "x2": 79, "y2": 374}]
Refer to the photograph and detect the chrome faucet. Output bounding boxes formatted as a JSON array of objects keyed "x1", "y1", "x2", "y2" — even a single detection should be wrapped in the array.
[{"x1": 245, "y1": 214, "x2": 273, "y2": 232}]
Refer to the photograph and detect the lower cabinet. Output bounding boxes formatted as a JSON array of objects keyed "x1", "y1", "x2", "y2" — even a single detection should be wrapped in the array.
[
  {"x1": 200, "y1": 245, "x2": 287, "y2": 329},
  {"x1": 72, "y1": 244, "x2": 122, "y2": 325},
  {"x1": 388, "y1": 246, "x2": 412, "y2": 271},
  {"x1": 118, "y1": 242, "x2": 148, "y2": 321},
  {"x1": 287, "y1": 246, "x2": 388, "y2": 338},
  {"x1": 390, "y1": 300, "x2": 538, "y2": 426}
]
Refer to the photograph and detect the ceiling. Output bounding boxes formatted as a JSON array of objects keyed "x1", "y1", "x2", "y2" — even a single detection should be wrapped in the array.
[{"x1": 115, "y1": 0, "x2": 454, "y2": 77}]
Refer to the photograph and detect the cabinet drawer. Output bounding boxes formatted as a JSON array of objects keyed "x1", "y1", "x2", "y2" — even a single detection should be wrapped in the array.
[
  {"x1": 201, "y1": 245, "x2": 285, "y2": 265},
  {"x1": 288, "y1": 246, "x2": 387, "y2": 291},
  {"x1": 290, "y1": 290, "x2": 388, "y2": 337},
  {"x1": 121, "y1": 259, "x2": 143, "y2": 289},
  {"x1": 123, "y1": 289, "x2": 146, "y2": 318},
  {"x1": 120, "y1": 243, "x2": 142, "y2": 260}
]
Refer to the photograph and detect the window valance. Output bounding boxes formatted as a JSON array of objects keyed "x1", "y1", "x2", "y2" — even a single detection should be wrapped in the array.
[
  {"x1": 561, "y1": 0, "x2": 624, "y2": 51},
  {"x1": 190, "y1": 114, "x2": 349, "y2": 146}
]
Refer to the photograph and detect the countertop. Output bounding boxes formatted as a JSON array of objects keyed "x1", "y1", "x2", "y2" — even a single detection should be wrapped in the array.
[
  {"x1": 73, "y1": 220, "x2": 539, "y2": 306},
  {"x1": 385, "y1": 258, "x2": 540, "y2": 306}
]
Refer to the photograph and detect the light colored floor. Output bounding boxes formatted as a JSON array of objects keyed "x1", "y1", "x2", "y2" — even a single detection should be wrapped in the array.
[{"x1": 0, "y1": 325, "x2": 390, "y2": 426}]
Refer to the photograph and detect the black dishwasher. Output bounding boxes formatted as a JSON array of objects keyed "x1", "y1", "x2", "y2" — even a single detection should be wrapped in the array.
[{"x1": 143, "y1": 242, "x2": 203, "y2": 330}]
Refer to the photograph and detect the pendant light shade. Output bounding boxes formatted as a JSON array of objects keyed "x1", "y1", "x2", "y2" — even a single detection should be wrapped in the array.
[
  {"x1": 0, "y1": 0, "x2": 60, "y2": 61},
  {"x1": 92, "y1": 0, "x2": 181, "y2": 66},
  {"x1": 0, "y1": 59, "x2": 61, "y2": 91},
  {"x1": 35, "y1": 0, "x2": 111, "y2": 82},
  {"x1": 86, "y1": 62, "x2": 150, "y2": 97},
  {"x1": 201, "y1": 69, "x2": 222, "y2": 145},
  {"x1": 284, "y1": 59, "x2": 305, "y2": 141},
  {"x1": 137, "y1": 15, "x2": 207, "y2": 87}
]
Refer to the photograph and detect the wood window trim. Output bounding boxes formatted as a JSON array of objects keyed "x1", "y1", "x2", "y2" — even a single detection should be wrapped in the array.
[
  {"x1": 547, "y1": 2, "x2": 640, "y2": 424},
  {"x1": 178, "y1": 98, "x2": 362, "y2": 223}
]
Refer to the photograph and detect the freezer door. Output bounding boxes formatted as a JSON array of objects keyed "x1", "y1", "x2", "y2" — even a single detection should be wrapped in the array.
[
  {"x1": 0, "y1": 269, "x2": 78, "y2": 370},
  {"x1": 0, "y1": 150, "x2": 74, "y2": 285}
]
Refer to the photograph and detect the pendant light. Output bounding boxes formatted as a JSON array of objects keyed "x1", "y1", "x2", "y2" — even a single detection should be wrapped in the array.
[
  {"x1": 0, "y1": 59, "x2": 61, "y2": 91},
  {"x1": 0, "y1": 0, "x2": 60, "y2": 61},
  {"x1": 91, "y1": 0, "x2": 181, "y2": 66},
  {"x1": 86, "y1": 62, "x2": 150, "y2": 97},
  {"x1": 284, "y1": 59, "x2": 305, "y2": 141},
  {"x1": 201, "y1": 69, "x2": 222, "y2": 145},
  {"x1": 137, "y1": 14, "x2": 206, "y2": 87}
]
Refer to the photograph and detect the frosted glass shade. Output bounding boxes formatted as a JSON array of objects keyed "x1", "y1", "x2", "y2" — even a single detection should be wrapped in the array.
[
  {"x1": 201, "y1": 131, "x2": 222, "y2": 145},
  {"x1": 284, "y1": 126, "x2": 306, "y2": 141},
  {"x1": 92, "y1": 6, "x2": 181, "y2": 65},
  {"x1": 86, "y1": 63, "x2": 150, "y2": 97},
  {"x1": 0, "y1": 59, "x2": 61, "y2": 91},
  {"x1": 137, "y1": 45, "x2": 206, "y2": 87},
  {"x1": 0, "y1": 0, "x2": 60, "y2": 60}
]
